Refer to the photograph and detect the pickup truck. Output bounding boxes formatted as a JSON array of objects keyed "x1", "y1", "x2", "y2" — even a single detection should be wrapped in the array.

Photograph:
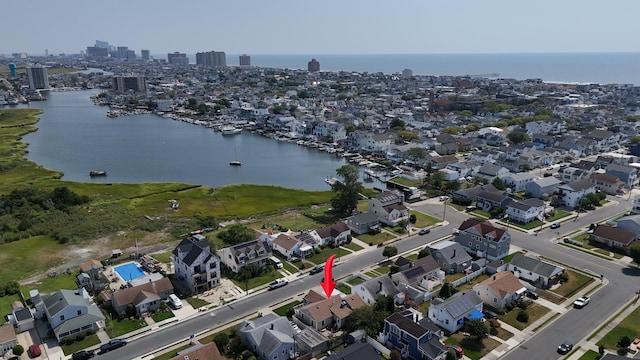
[
  {"x1": 268, "y1": 278, "x2": 289, "y2": 290},
  {"x1": 100, "y1": 338, "x2": 127, "y2": 353}
]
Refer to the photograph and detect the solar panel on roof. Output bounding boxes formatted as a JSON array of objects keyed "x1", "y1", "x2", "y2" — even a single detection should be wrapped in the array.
[{"x1": 404, "y1": 267, "x2": 425, "y2": 279}]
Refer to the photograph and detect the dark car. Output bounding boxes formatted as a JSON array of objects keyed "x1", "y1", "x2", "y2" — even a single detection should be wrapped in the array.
[
  {"x1": 100, "y1": 338, "x2": 127, "y2": 353},
  {"x1": 418, "y1": 228, "x2": 431, "y2": 235},
  {"x1": 28, "y1": 344, "x2": 41, "y2": 358},
  {"x1": 525, "y1": 289, "x2": 539, "y2": 299},
  {"x1": 557, "y1": 341, "x2": 573, "y2": 354},
  {"x1": 483, "y1": 310, "x2": 498, "y2": 319},
  {"x1": 309, "y1": 266, "x2": 324, "y2": 275},
  {"x1": 72, "y1": 350, "x2": 95, "y2": 360}
]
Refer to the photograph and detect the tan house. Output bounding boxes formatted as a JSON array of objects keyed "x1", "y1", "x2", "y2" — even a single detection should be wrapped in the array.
[
  {"x1": 473, "y1": 271, "x2": 527, "y2": 308},
  {"x1": 169, "y1": 342, "x2": 224, "y2": 360},
  {"x1": 110, "y1": 277, "x2": 174, "y2": 315},
  {"x1": 589, "y1": 173, "x2": 625, "y2": 195},
  {"x1": 295, "y1": 293, "x2": 366, "y2": 331},
  {"x1": 271, "y1": 233, "x2": 312, "y2": 260},
  {"x1": 0, "y1": 324, "x2": 17, "y2": 357}
]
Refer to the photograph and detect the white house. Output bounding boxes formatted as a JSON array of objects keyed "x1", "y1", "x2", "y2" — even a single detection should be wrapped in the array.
[
  {"x1": 503, "y1": 172, "x2": 536, "y2": 192},
  {"x1": 428, "y1": 291, "x2": 484, "y2": 333},
  {"x1": 556, "y1": 179, "x2": 596, "y2": 209},
  {"x1": 508, "y1": 254, "x2": 565, "y2": 289},
  {"x1": 505, "y1": 198, "x2": 546, "y2": 224},
  {"x1": 473, "y1": 271, "x2": 526, "y2": 309},
  {"x1": 368, "y1": 190, "x2": 409, "y2": 226},
  {"x1": 271, "y1": 233, "x2": 312, "y2": 260},
  {"x1": 171, "y1": 235, "x2": 221, "y2": 295},
  {"x1": 353, "y1": 275, "x2": 399, "y2": 306}
]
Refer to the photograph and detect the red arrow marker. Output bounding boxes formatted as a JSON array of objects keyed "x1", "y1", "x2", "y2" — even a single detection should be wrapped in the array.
[{"x1": 321, "y1": 254, "x2": 337, "y2": 298}]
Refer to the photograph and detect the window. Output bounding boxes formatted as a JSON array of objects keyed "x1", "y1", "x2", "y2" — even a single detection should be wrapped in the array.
[
  {"x1": 77, "y1": 310, "x2": 82, "y2": 316},
  {"x1": 60, "y1": 315, "x2": 64, "y2": 321},
  {"x1": 446, "y1": 319, "x2": 449, "y2": 324}
]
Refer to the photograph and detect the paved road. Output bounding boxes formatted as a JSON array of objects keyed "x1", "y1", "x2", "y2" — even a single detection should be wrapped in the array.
[{"x1": 100, "y1": 194, "x2": 635, "y2": 360}]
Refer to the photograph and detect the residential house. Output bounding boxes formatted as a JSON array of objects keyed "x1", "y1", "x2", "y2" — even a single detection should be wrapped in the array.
[
  {"x1": 368, "y1": 190, "x2": 409, "y2": 226},
  {"x1": 508, "y1": 254, "x2": 565, "y2": 289},
  {"x1": 40, "y1": 288, "x2": 105, "y2": 341},
  {"x1": 525, "y1": 177, "x2": 561, "y2": 199},
  {"x1": 110, "y1": 277, "x2": 174, "y2": 315},
  {"x1": 171, "y1": 234, "x2": 221, "y2": 295},
  {"x1": 429, "y1": 241, "x2": 473, "y2": 274},
  {"x1": 9, "y1": 301, "x2": 34, "y2": 333},
  {"x1": 452, "y1": 184, "x2": 499, "y2": 204},
  {"x1": 473, "y1": 271, "x2": 526, "y2": 309},
  {"x1": 217, "y1": 238, "x2": 272, "y2": 273},
  {"x1": 505, "y1": 198, "x2": 546, "y2": 224},
  {"x1": 616, "y1": 215, "x2": 640, "y2": 236},
  {"x1": 295, "y1": 327, "x2": 329, "y2": 358},
  {"x1": 271, "y1": 233, "x2": 312, "y2": 260},
  {"x1": 589, "y1": 173, "x2": 625, "y2": 195},
  {"x1": 237, "y1": 313, "x2": 296, "y2": 360},
  {"x1": 391, "y1": 255, "x2": 442, "y2": 291},
  {"x1": 589, "y1": 225, "x2": 637, "y2": 253},
  {"x1": 169, "y1": 342, "x2": 224, "y2": 360},
  {"x1": 353, "y1": 275, "x2": 399, "y2": 306},
  {"x1": 0, "y1": 324, "x2": 17, "y2": 357},
  {"x1": 295, "y1": 294, "x2": 366, "y2": 331},
  {"x1": 503, "y1": 172, "x2": 536, "y2": 192},
  {"x1": 382, "y1": 309, "x2": 447, "y2": 360},
  {"x1": 632, "y1": 195, "x2": 640, "y2": 215},
  {"x1": 76, "y1": 259, "x2": 108, "y2": 295},
  {"x1": 315, "y1": 222, "x2": 351, "y2": 247},
  {"x1": 525, "y1": 120, "x2": 567, "y2": 136},
  {"x1": 345, "y1": 211, "x2": 380, "y2": 235},
  {"x1": 555, "y1": 180, "x2": 596, "y2": 209},
  {"x1": 476, "y1": 164, "x2": 510, "y2": 183},
  {"x1": 429, "y1": 155, "x2": 459, "y2": 170},
  {"x1": 455, "y1": 219, "x2": 511, "y2": 261},
  {"x1": 605, "y1": 163, "x2": 638, "y2": 188},
  {"x1": 475, "y1": 190, "x2": 512, "y2": 214},
  {"x1": 428, "y1": 291, "x2": 484, "y2": 333}
]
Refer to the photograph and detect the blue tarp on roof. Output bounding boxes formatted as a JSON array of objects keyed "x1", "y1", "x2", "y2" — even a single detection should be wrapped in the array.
[{"x1": 467, "y1": 309, "x2": 484, "y2": 320}]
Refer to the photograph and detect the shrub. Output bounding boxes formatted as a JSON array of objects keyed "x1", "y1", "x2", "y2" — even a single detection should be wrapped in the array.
[
  {"x1": 618, "y1": 335, "x2": 632, "y2": 348},
  {"x1": 516, "y1": 310, "x2": 529, "y2": 322},
  {"x1": 76, "y1": 333, "x2": 86, "y2": 342},
  {"x1": 13, "y1": 344, "x2": 24, "y2": 356}
]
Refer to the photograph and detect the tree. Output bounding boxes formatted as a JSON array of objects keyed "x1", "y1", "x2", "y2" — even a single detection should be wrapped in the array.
[
  {"x1": 629, "y1": 243, "x2": 640, "y2": 266},
  {"x1": 442, "y1": 126, "x2": 461, "y2": 135},
  {"x1": 397, "y1": 131, "x2": 420, "y2": 143},
  {"x1": 390, "y1": 349, "x2": 402, "y2": 360},
  {"x1": 347, "y1": 304, "x2": 387, "y2": 335},
  {"x1": 217, "y1": 224, "x2": 255, "y2": 245},
  {"x1": 409, "y1": 214, "x2": 417, "y2": 224},
  {"x1": 516, "y1": 309, "x2": 529, "y2": 323},
  {"x1": 446, "y1": 348, "x2": 458, "y2": 360},
  {"x1": 407, "y1": 147, "x2": 427, "y2": 159},
  {"x1": 417, "y1": 247, "x2": 431, "y2": 259},
  {"x1": 618, "y1": 335, "x2": 632, "y2": 348},
  {"x1": 507, "y1": 130, "x2": 531, "y2": 144},
  {"x1": 491, "y1": 177, "x2": 507, "y2": 190},
  {"x1": 389, "y1": 118, "x2": 406, "y2": 130},
  {"x1": 213, "y1": 333, "x2": 230, "y2": 353},
  {"x1": 440, "y1": 282, "x2": 455, "y2": 299},
  {"x1": 465, "y1": 319, "x2": 488, "y2": 340},
  {"x1": 13, "y1": 344, "x2": 24, "y2": 356},
  {"x1": 330, "y1": 165, "x2": 363, "y2": 216},
  {"x1": 383, "y1": 246, "x2": 398, "y2": 259}
]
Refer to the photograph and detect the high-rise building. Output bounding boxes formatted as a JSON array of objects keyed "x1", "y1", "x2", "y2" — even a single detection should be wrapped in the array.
[
  {"x1": 27, "y1": 66, "x2": 49, "y2": 89},
  {"x1": 195, "y1": 51, "x2": 226, "y2": 67},
  {"x1": 8, "y1": 63, "x2": 17, "y2": 78},
  {"x1": 112, "y1": 75, "x2": 147, "y2": 93},
  {"x1": 95, "y1": 40, "x2": 109, "y2": 48},
  {"x1": 86, "y1": 46, "x2": 108, "y2": 58},
  {"x1": 116, "y1": 46, "x2": 129, "y2": 59},
  {"x1": 308, "y1": 58, "x2": 320, "y2": 72},
  {"x1": 239, "y1": 54, "x2": 251, "y2": 66},
  {"x1": 167, "y1": 52, "x2": 189, "y2": 65},
  {"x1": 126, "y1": 50, "x2": 136, "y2": 60},
  {"x1": 402, "y1": 69, "x2": 413, "y2": 78},
  {"x1": 141, "y1": 49, "x2": 150, "y2": 61}
]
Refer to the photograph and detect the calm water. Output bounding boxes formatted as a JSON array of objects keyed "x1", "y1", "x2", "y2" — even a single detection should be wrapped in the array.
[
  {"x1": 188, "y1": 52, "x2": 640, "y2": 85},
  {"x1": 21, "y1": 90, "x2": 366, "y2": 191}
]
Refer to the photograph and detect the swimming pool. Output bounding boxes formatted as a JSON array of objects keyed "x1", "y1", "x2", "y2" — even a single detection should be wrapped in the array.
[{"x1": 114, "y1": 262, "x2": 145, "y2": 282}]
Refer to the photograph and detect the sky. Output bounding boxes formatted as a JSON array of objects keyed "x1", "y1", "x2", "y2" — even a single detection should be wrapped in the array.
[{"x1": 3, "y1": 0, "x2": 640, "y2": 56}]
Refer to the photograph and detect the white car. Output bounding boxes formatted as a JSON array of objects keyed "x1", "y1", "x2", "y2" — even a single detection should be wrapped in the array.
[
  {"x1": 573, "y1": 296, "x2": 590, "y2": 308},
  {"x1": 269, "y1": 278, "x2": 289, "y2": 290}
]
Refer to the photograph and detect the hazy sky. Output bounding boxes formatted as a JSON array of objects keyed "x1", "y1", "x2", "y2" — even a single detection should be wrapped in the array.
[{"x1": 4, "y1": 0, "x2": 640, "y2": 55}]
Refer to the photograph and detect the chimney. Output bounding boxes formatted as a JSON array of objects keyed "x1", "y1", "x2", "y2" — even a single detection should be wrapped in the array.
[
  {"x1": 378, "y1": 281, "x2": 383, "y2": 293},
  {"x1": 452, "y1": 249, "x2": 456, "y2": 258},
  {"x1": 270, "y1": 324, "x2": 274, "y2": 330},
  {"x1": 414, "y1": 314, "x2": 418, "y2": 323},
  {"x1": 493, "y1": 275, "x2": 496, "y2": 280}
]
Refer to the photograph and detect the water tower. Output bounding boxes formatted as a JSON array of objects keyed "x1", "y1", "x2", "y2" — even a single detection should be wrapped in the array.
[{"x1": 8, "y1": 63, "x2": 16, "y2": 78}]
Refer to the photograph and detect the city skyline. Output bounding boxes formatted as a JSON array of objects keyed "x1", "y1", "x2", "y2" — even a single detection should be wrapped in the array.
[{"x1": 3, "y1": 0, "x2": 640, "y2": 56}]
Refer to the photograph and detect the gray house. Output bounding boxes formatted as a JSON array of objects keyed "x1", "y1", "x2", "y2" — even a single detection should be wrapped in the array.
[
  {"x1": 525, "y1": 177, "x2": 562, "y2": 199},
  {"x1": 237, "y1": 313, "x2": 296, "y2": 360},
  {"x1": 508, "y1": 254, "x2": 564, "y2": 289},
  {"x1": 616, "y1": 215, "x2": 640, "y2": 236},
  {"x1": 454, "y1": 219, "x2": 510, "y2": 261},
  {"x1": 429, "y1": 241, "x2": 472, "y2": 274},
  {"x1": 345, "y1": 212, "x2": 380, "y2": 235},
  {"x1": 476, "y1": 190, "x2": 512, "y2": 213}
]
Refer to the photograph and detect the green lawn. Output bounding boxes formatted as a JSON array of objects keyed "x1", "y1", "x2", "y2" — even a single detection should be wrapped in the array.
[
  {"x1": 505, "y1": 219, "x2": 543, "y2": 231},
  {"x1": 23, "y1": 272, "x2": 78, "y2": 294},
  {"x1": 282, "y1": 261, "x2": 298, "y2": 274},
  {"x1": 375, "y1": 266, "x2": 390, "y2": 274},
  {"x1": 61, "y1": 333, "x2": 101, "y2": 355},
  {"x1": 103, "y1": 309, "x2": 148, "y2": 338},
  {"x1": 343, "y1": 242, "x2": 364, "y2": 252},
  {"x1": 186, "y1": 296, "x2": 210, "y2": 308},
  {"x1": 273, "y1": 300, "x2": 301, "y2": 317},
  {"x1": 500, "y1": 303, "x2": 550, "y2": 330},
  {"x1": 365, "y1": 271, "x2": 380, "y2": 278},
  {"x1": 150, "y1": 251, "x2": 173, "y2": 265},
  {"x1": 546, "y1": 209, "x2": 571, "y2": 222},
  {"x1": 445, "y1": 333, "x2": 502, "y2": 360},
  {"x1": 552, "y1": 270, "x2": 593, "y2": 298},
  {"x1": 231, "y1": 270, "x2": 282, "y2": 291},
  {"x1": 347, "y1": 277, "x2": 364, "y2": 286},
  {"x1": 303, "y1": 247, "x2": 346, "y2": 265},
  {"x1": 355, "y1": 231, "x2": 396, "y2": 246},
  {"x1": 410, "y1": 210, "x2": 441, "y2": 228},
  {"x1": 0, "y1": 293, "x2": 21, "y2": 320},
  {"x1": 577, "y1": 350, "x2": 601, "y2": 360},
  {"x1": 336, "y1": 284, "x2": 351, "y2": 294},
  {"x1": 151, "y1": 309, "x2": 175, "y2": 322},
  {"x1": 596, "y1": 303, "x2": 640, "y2": 351}
]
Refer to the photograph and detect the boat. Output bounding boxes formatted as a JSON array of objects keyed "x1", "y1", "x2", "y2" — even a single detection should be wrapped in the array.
[
  {"x1": 229, "y1": 147, "x2": 242, "y2": 166},
  {"x1": 221, "y1": 126, "x2": 242, "y2": 135},
  {"x1": 324, "y1": 177, "x2": 338, "y2": 186},
  {"x1": 89, "y1": 170, "x2": 107, "y2": 177}
]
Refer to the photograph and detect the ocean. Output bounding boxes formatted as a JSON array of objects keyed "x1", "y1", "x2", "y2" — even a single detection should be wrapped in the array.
[{"x1": 166, "y1": 52, "x2": 640, "y2": 86}]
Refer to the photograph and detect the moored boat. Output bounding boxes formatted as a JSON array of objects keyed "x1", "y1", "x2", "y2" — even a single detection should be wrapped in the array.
[
  {"x1": 221, "y1": 126, "x2": 242, "y2": 135},
  {"x1": 89, "y1": 170, "x2": 107, "y2": 177}
]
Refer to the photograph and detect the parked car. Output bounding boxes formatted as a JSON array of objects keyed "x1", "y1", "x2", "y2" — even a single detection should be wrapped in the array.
[
  {"x1": 309, "y1": 266, "x2": 324, "y2": 275},
  {"x1": 268, "y1": 278, "x2": 289, "y2": 290},
  {"x1": 100, "y1": 338, "x2": 127, "y2": 353},
  {"x1": 418, "y1": 228, "x2": 431, "y2": 235},
  {"x1": 28, "y1": 344, "x2": 42, "y2": 358},
  {"x1": 525, "y1": 289, "x2": 539, "y2": 300},
  {"x1": 439, "y1": 195, "x2": 449, "y2": 201},
  {"x1": 483, "y1": 310, "x2": 498, "y2": 319},
  {"x1": 445, "y1": 343, "x2": 464, "y2": 358},
  {"x1": 72, "y1": 350, "x2": 95, "y2": 360},
  {"x1": 557, "y1": 341, "x2": 573, "y2": 354},
  {"x1": 550, "y1": 222, "x2": 561, "y2": 229},
  {"x1": 573, "y1": 296, "x2": 590, "y2": 308}
]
